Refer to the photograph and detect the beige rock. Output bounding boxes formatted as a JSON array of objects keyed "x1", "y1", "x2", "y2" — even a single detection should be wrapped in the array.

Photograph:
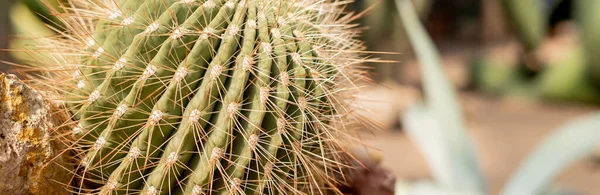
[{"x1": 0, "y1": 73, "x2": 71, "y2": 195}]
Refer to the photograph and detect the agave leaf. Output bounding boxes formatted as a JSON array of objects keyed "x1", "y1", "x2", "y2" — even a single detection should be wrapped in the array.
[
  {"x1": 574, "y1": 0, "x2": 600, "y2": 86},
  {"x1": 19, "y1": 0, "x2": 62, "y2": 28},
  {"x1": 396, "y1": 0, "x2": 485, "y2": 193},
  {"x1": 499, "y1": 0, "x2": 547, "y2": 51},
  {"x1": 501, "y1": 112, "x2": 600, "y2": 195},
  {"x1": 9, "y1": 1, "x2": 55, "y2": 63},
  {"x1": 395, "y1": 180, "x2": 480, "y2": 195},
  {"x1": 401, "y1": 105, "x2": 446, "y2": 186},
  {"x1": 402, "y1": 105, "x2": 485, "y2": 195},
  {"x1": 401, "y1": 105, "x2": 467, "y2": 192}
]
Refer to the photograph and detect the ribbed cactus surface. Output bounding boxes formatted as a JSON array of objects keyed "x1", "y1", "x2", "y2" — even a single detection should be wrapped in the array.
[{"x1": 23, "y1": 0, "x2": 366, "y2": 194}]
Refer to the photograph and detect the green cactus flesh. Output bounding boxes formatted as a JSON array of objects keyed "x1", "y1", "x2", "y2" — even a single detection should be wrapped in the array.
[{"x1": 26, "y1": 0, "x2": 366, "y2": 194}]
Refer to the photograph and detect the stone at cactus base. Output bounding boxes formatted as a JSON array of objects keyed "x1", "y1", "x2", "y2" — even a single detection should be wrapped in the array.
[{"x1": 0, "y1": 73, "x2": 71, "y2": 195}]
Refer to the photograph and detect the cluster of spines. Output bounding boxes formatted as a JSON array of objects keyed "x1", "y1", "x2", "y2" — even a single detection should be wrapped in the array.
[{"x1": 21, "y1": 0, "x2": 369, "y2": 194}]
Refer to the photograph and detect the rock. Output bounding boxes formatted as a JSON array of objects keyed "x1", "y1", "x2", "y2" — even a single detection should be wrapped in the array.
[{"x1": 0, "y1": 73, "x2": 71, "y2": 195}]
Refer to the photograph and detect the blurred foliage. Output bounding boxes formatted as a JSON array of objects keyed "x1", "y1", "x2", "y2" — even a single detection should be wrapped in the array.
[
  {"x1": 469, "y1": 46, "x2": 600, "y2": 104},
  {"x1": 19, "y1": 0, "x2": 64, "y2": 29},
  {"x1": 574, "y1": 0, "x2": 600, "y2": 88},
  {"x1": 500, "y1": 0, "x2": 547, "y2": 51},
  {"x1": 0, "y1": 0, "x2": 13, "y2": 72},
  {"x1": 397, "y1": 1, "x2": 600, "y2": 195},
  {"x1": 9, "y1": 1, "x2": 55, "y2": 63},
  {"x1": 357, "y1": 0, "x2": 600, "y2": 105},
  {"x1": 538, "y1": 47, "x2": 600, "y2": 104},
  {"x1": 397, "y1": 0, "x2": 485, "y2": 193},
  {"x1": 470, "y1": 0, "x2": 600, "y2": 105},
  {"x1": 361, "y1": 0, "x2": 408, "y2": 82},
  {"x1": 469, "y1": 57, "x2": 520, "y2": 95},
  {"x1": 7, "y1": 0, "x2": 67, "y2": 66},
  {"x1": 499, "y1": 0, "x2": 550, "y2": 78}
]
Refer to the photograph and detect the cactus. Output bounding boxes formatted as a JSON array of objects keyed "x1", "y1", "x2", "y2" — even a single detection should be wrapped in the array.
[{"x1": 19, "y1": 0, "x2": 367, "y2": 194}]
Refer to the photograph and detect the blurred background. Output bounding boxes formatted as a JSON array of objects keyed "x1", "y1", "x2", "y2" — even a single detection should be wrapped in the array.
[{"x1": 2, "y1": 0, "x2": 600, "y2": 194}]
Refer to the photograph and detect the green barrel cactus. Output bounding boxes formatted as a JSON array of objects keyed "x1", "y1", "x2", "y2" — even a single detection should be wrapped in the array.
[{"x1": 20, "y1": 0, "x2": 368, "y2": 194}]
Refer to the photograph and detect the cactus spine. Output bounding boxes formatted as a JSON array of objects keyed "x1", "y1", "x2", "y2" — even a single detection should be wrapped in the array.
[{"x1": 21, "y1": 0, "x2": 367, "y2": 194}]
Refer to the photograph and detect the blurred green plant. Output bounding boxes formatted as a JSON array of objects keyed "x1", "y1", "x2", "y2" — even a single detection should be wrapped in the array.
[
  {"x1": 500, "y1": 0, "x2": 547, "y2": 51},
  {"x1": 0, "y1": 0, "x2": 12, "y2": 71},
  {"x1": 469, "y1": 56, "x2": 520, "y2": 95},
  {"x1": 469, "y1": 47, "x2": 600, "y2": 104},
  {"x1": 538, "y1": 47, "x2": 600, "y2": 104},
  {"x1": 473, "y1": 0, "x2": 600, "y2": 104},
  {"x1": 396, "y1": 1, "x2": 600, "y2": 194},
  {"x1": 500, "y1": 0, "x2": 549, "y2": 77},
  {"x1": 574, "y1": 0, "x2": 600, "y2": 88},
  {"x1": 502, "y1": 112, "x2": 600, "y2": 195},
  {"x1": 396, "y1": 0, "x2": 486, "y2": 193},
  {"x1": 7, "y1": 0, "x2": 66, "y2": 64},
  {"x1": 361, "y1": 0, "x2": 431, "y2": 83},
  {"x1": 9, "y1": 1, "x2": 55, "y2": 62},
  {"x1": 19, "y1": 0, "x2": 64, "y2": 29}
]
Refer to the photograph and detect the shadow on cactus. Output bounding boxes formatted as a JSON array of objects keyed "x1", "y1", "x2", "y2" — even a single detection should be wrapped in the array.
[{"x1": 15, "y1": 0, "x2": 371, "y2": 194}]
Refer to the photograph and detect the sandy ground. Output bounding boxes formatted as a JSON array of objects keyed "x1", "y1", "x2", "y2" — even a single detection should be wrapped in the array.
[{"x1": 360, "y1": 91, "x2": 600, "y2": 194}]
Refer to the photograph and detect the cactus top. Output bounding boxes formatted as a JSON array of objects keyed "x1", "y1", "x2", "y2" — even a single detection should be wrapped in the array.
[{"x1": 22, "y1": 0, "x2": 368, "y2": 194}]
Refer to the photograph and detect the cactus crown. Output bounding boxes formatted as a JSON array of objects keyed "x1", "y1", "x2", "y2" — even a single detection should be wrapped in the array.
[{"x1": 20, "y1": 0, "x2": 368, "y2": 194}]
